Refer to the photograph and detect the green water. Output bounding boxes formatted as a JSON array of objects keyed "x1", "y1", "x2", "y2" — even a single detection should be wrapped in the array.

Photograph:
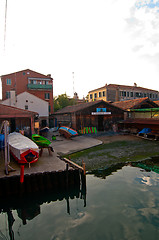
[{"x1": 1, "y1": 165, "x2": 159, "y2": 240}]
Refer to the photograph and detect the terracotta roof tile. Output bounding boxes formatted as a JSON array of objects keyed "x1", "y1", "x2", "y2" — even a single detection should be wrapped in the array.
[
  {"x1": 54, "y1": 100, "x2": 124, "y2": 114},
  {"x1": 88, "y1": 84, "x2": 159, "y2": 93},
  {"x1": 112, "y1": 97, "x2": 152, "y2": 110},
  {"x1": 154, "y1": 100, "x2": 159, "y2": 106}
]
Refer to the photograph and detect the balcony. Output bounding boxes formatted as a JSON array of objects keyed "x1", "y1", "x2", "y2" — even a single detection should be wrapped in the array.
[{"x1": 27, "y1": 84, "x2": 52, "y2": 90}]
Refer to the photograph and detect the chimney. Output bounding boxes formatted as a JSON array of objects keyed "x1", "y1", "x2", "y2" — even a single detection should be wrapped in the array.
[
  {"x1": 134, "y1": 83, "x2": 137, "y2": 87},
  {"x1": 47, "y1": 74, "x2": 51, "y2": 78},
  {"x1": 10, "y1": 90, "x2": 16, "y2": 106}
]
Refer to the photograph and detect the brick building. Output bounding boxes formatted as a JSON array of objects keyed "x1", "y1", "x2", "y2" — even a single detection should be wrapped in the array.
[
  {"x1": 1, "y1": 69, "x2": 53, "y2": 114},
  {"x1": 88, "y1": 83, "x2": 159, "y2": 102}
]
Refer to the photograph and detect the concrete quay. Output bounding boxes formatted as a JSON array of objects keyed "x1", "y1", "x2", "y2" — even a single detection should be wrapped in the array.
[{"x1": 0, "y1": 134, "x2": 102, "y2": 178}]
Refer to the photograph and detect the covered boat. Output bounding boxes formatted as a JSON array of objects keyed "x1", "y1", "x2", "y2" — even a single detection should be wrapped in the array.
[
  {"x1": 32, "y1": 134, "x2": 51, "y2": 147},
  {"x1": 59, "y1": 126, "x2": 78, "y2": 139},
  {"x1": 9, "y1": 132, "x2": 39, "y2": 165}
]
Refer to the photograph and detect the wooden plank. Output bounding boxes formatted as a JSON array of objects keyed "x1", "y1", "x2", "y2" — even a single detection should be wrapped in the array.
[{"x1": 63, "y1": 158, "x2": 84, "y2": 172}]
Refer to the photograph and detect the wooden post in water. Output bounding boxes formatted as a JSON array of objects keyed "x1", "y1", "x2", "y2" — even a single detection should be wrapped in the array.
[{"x1": 82, "y1": 160, "x2": 86, "y2": 175}]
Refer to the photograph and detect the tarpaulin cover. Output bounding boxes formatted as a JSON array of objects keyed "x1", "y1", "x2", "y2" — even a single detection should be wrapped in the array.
[{"x1": 139, "y1": 128, "x2": 151, "y2": 134}]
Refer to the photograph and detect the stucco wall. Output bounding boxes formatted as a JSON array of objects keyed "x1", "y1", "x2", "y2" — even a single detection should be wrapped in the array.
[{"x1": 2, "y1": 92, "x2": 48, "y2": 117}]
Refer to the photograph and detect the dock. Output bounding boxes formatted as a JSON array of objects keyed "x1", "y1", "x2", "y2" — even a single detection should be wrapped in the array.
[{"x1": 0, "y1": 134, "x2": 102, "y2": 197}]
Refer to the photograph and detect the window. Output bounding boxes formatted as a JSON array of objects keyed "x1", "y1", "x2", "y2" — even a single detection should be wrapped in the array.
[
  {"x1": 6, "y1": 91, "x2": 10, "y2": 99},
  {"x1": 45, "y1": 81, "x2": 49, "y2": 85},
  {"x1": 131, "y1": 92, "x2": 133, "y2": 97},
  {"x1": 94, "y1": 93, "x2": 97, "y2": 99},
  {"x1": 99, "y1": 92, "x2": 101, "y2": 97},
  {"x1": 90, "y1": 94, "x2": 92, "y2": 99},
  {"x1": 6, "y1": 79, "x2": 11, "y2": 85},
  {"x1": 135, "y1": 92, "x2": 139, "y2": 97},
  {"x1": 149, "y1": 93, "x2": 152, "y2": 98},
  {"x1": 30, "y1": 80, "x2": 33, "y2": 84},
  {"x1": 45, "y1": 93, "x2": 50, "y2": 99},
  {"x1": 122, "y1": 91, "x2": 126, "y2": 97},
  {"x1": 103, "y1": 91, "x2": 105, "y2": 97},
  {"x1": 49, "y1": 105, "x2": 51, "y2": 113},
  {"x1": 127, "y1": 92, "x2": 129, "y2": 97},
  {"x1": 33, "y1": 80, "x2": 37, "y2": 84},
  {"x1": 144, "y1": 93, "x2": 146, "y2": 97},
  {"x1": 25, "y1": 105, "x2": 28, "y2": 110}
]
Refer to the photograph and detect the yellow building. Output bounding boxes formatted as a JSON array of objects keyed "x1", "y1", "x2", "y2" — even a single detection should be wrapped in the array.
[{"x1": 88, "y1": 83, "x2": 159, "y2": 102}]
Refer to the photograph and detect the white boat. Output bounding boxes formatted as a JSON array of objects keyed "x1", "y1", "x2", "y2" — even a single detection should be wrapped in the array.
[{"x1": 8, "y1": 132, "x2": 39, "y2": 165}]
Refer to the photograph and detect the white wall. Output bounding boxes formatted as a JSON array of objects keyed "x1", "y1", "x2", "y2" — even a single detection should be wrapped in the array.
[{"x1": 2, "y1": 91, "x2": 49, "y2": 117}]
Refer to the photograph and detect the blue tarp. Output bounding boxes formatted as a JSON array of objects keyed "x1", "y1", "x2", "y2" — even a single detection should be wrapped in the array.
[
  {"x1": 139, "y1": 128, "x2": 151, "y2": 134},
  {"x1": 0, "y1": 134, "x2": 4, "y2": 149}
]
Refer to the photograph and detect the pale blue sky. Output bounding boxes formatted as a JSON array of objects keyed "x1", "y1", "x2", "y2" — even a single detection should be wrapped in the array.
[{"x1": 0, "y1": 0, "x2": 159, "y2": 99}]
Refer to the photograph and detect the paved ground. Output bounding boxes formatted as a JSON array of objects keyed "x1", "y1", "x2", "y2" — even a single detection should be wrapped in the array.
[
  {"x1": 0, "y1": 134, "x2": 102, "y2": 178},
  {"x1": 52, "y1": 134, "x2": 102, "y2": 156}
]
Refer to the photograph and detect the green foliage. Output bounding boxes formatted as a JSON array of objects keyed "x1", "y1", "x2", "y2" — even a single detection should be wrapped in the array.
[{"x1": 54, "y1": 93, "x2": 77, "y2": 112}]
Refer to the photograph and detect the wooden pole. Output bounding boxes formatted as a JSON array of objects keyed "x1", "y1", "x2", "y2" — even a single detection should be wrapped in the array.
[{"x1": 82, "y1": 160, "x2": 86, "y2": 175}]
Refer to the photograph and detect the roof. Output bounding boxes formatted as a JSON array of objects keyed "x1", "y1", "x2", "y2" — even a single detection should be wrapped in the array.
[
  {"x1": 0, "y1": 69, "x2": 53, "y2": 80},
  {"x1": 154, "y1": 100, "x2": 159, "y2": 106},
  {"x1": 54, "y1": 100, "x2": 124, "y2": 114},
  {"x1": 112, "y1": 97, "x2": 159, "y2": 110},
  {"x1": 0, "y1": 103, "x2": 38, "y2": 117},
  {"x1": 88, "y1": 84, "x2": 159, "y2": 93}
]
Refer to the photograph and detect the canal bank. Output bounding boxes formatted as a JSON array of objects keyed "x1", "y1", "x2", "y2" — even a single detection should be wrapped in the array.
[
  {"x1": 66, "y1": 133, "x2": 159, "y2": 171},
  {"x1": 0, "y1": 134, "x2": 102, "y2": 197}
]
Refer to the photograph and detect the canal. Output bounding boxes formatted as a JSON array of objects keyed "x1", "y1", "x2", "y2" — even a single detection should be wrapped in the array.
[{"x1": 1, "y1": 160, "x2": 159, "y2": 240}]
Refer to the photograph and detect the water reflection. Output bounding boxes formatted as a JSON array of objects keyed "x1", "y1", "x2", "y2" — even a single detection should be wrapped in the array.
[
  {"x1": 0, "y1": 181, "x2": 86, "y2": 240},
  {"x1": 1, "y1": 158, "x2": 159, "y2": 240},
  {"x1": 89, "y1": 158, "x2": 159, "y2": 181}
]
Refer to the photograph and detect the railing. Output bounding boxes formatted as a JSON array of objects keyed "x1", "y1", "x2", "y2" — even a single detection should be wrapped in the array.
[{"x1": 27, "y1": 84, "x2": 52, "y2": 90}]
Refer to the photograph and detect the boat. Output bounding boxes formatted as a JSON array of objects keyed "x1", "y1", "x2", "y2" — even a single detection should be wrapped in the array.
[
  {"x1": 8, "y1": 132, "x2": 39, "y2": 165},
  {"x1": 39, "y1": 126, "x2": 49, "y2": 134},
  {"x1": 32, "y1": 134, "x2": 52, "y2": 147},
  {"x1": 59, "y1": 126, "x2": 78, "y2": 139}
]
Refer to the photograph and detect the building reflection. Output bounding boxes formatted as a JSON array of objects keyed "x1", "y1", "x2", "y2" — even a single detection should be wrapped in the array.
[{"x1": 0, "y1": 178, "x2": 86, "y2": 240}]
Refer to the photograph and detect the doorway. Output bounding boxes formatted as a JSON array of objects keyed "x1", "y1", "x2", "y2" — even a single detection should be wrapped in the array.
[
  {"x1": 98, "y1": 115, "x2": 104, "y2": 131},
  {"x1": 10, "y1": 118, "x2": 16, "y2": 132}
]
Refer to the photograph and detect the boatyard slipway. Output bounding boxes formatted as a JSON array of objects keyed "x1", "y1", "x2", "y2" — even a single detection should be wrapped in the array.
[{"x1": 0, "y1": 134, "x2": 102, "y2": 178}]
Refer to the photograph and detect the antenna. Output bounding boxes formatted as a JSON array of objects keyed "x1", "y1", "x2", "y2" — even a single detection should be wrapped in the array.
[
  {"x1": 4, "y1": 0, "x2": 8, "y2": 52},
  {"x1": 72, "y1": 72, "x2": 75, "y2": 97}
]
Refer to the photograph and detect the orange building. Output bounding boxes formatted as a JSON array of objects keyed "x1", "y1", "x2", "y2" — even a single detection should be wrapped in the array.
[{"x1": 1, "y1": 69, "x2": 53, "y2": 114}]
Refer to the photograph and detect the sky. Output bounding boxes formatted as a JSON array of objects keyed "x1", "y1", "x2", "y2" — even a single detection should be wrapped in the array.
[{"x1": 0, "y1": 0, "x2": 159, "y2": 99}]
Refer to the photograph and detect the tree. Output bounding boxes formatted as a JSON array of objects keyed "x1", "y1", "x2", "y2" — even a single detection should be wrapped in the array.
[{"x1": 54, "y1": 93, "x2": 77, "y2": 112}]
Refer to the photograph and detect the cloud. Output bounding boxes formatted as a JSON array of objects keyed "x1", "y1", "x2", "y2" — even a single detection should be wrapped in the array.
[{"x1": 1, "y1": 0, "x2": 159, "y2": 98}]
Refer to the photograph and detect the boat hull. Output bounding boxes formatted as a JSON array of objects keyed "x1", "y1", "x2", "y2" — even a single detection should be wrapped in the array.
[
  {"x1": 59, "y1": 126, "x2": 78, "y2": 139},
  {"x1": 9, "y1": 132, "x2": 39, "y2": 164},
  {"x1": 32, "y1": 134, "x2": 51, "y2": 147}
]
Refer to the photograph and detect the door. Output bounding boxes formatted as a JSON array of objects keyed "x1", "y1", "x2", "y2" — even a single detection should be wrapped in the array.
[
  {"x1": 10, "y1": 118, "x2": 16, "y2": 132},
  {"x1": 98, "y1": 115, "x2": 104, "y2": 131}
]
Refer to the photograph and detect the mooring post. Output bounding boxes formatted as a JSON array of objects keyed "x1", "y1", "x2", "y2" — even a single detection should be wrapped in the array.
[{"x1": 82, "y1": 160, "x2": 86, "y2": 175}]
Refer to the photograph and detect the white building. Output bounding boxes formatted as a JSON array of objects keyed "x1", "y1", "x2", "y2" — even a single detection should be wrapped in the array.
[{"x1": 1, "y1": 91, "x2": 49, "y2": 126}]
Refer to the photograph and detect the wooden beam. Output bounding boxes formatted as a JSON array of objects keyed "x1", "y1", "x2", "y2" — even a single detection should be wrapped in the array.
[{"x1": 63, "y1": 158, "x2": 84, "y2": 172}]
